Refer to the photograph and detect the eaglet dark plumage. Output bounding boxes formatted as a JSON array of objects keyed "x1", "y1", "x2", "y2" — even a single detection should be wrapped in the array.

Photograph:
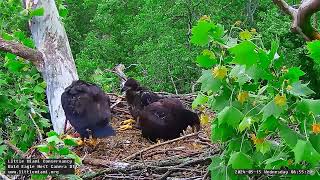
[{"x1": 61, "y1": 80, "x2": 115, "y2": 139}]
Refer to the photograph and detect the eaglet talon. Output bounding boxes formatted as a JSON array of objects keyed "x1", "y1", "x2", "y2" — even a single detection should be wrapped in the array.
[
  {"x1": 77, "y1": 139, "x2": 84, "y2": 146},
  {"x1": 87, "y1": 138, "x2": 99, "y2": 147},
  {"x1": 118, "y1": 124, "x2": 134, "y2": 131},
  {"x1": 121, "y1": 119, "x2": 136, "y2": 125}
]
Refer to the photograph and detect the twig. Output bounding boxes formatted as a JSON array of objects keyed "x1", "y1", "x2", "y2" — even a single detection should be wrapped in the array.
[
  {"x1": 28, "y1": 113, "x2": 43, "y2": 141},
  {"x1": 82, "y1": 154, "x2": 214, "y2": 179},
  {"x1": 123, "y1": 132, "x2": 199, "y2": 161},
  {"x1": 110, "y1": 98, "x2": 122, "y2": 109},
  {"x1": 3, "y1": 140, "x2": 24, "y2": 157},
  {"x1": 168, "y1": 67, "x2": 178, "y2": 95},
  {"x1": 158, "y1": 156, "x2": 212, "y2": 180},
  {"x1": 202, "y1": 169, "x2": 209, "y2": 180}
]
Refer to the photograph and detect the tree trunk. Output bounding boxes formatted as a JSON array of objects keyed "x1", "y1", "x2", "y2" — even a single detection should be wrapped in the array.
[{"x1": 24, "y1": 0, "x2": 78, "y2": 134}]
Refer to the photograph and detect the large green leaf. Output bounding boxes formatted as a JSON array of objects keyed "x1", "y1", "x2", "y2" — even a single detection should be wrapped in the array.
[
  {"x1": 229, "y1": 41, "x2": 258, "y2": 67},
  {"x1": 218, "y1": 106, "x2": 244, "y2": 128},
  {"x1": 309, "y1": 134, "x2": 320, "y2": 153},
  {"x1": 257, "y1": 116, "x2": 279, "y2": 138},
  {"x1": 228, "y1": 152, "x2": 253, "y2": 169},
  {"x1": 197, "y1": 70, "x2": 222, "y2": 92},
  {"x1": 211, "y1": 121, "x2": 235, "y2": 142},
  {"x1": 307, "y1": 40, "x2": 320, "y2": 65},
  {"x1": 284, "y1": 67, "x2": 305, "y2": 83},
  {"x1": 296, "y1": 99, "x2": 320, "y2": 116},
  {"x1": 30, "y1": 7, "x2": 45, "y2": 17},
  {"x1": 293, "y1": 140, "x2": 320, "y2": 166},
  {"x1": 191, "y1": 20, "x2": 223, "y2": 46},
  {"x1": 192, "y1": 93, "x2": 208, "y2": 109},
  {"x1": 238, "y1": 116, "x2": 254, "y2": 132},
  {"x1": 288, "y1": 81, "x2": 315, "y2": 97},
  {"x1": 260, "y1": 100, "x2": 283, "y2": 120},
  {"x1": 209, "y1": 156, "x2": 226, "y2": 180},
  {"x1": 256, "y1": 141, "x2": 271, "y2": 154},
  {"x1": 279, "y1": 123, "x2": 302, "y2": 149},
  {"x1": 196, "y1": 49, "x2": 217, "y2": 68},
  {"x1": 229, "y1": 65, "x2": 252, "y2": 85}
]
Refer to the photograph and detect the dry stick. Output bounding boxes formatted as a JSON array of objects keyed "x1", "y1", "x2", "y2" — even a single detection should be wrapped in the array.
[
  {"x1": 82, "y1": 154, "x2": 213, "y2": 179},
  {"x1": 28, "y1": 113, "x2": 43, "y2": 141},
  {"x1": 110, "y1": 98, "x2": 122, "y2": 109},
  {"x1": 123, "y1": 132, "x2": 199, "y2": 161},
  {"x1": 158, "y1": 156, "x2": 211, "y2": 180},
  {"x1": 3, "y1": 140, "x2": 24, "y2": 157}
]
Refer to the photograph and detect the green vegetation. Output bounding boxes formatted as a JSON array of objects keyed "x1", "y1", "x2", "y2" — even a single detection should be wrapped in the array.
[
  {"x1": 1, "y1": 0, "x2": 320, "y2": 179},
  {"x1": 191, "y1": 17, "x2": 320, "y2": 179}
]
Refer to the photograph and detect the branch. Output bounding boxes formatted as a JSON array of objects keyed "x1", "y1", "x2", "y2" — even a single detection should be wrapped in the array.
[
  {"x1": 123, "y1": 132, "x2": 199, "y2": 161},
  {"x1": 273, "y1": 0, "x2": 320, "y2": 41},
  {"x1": 0, "y1": 37, "x2": 43, "y2": 70}
]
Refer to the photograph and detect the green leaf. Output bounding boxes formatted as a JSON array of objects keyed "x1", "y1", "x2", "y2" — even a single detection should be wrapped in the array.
[
  {"x1": 284, "y1": 67, "x2": 305, "y2": 83},
  {"x1": 36, "y1": 145, "x2": 49, "y2": 153},
  {"x1": 268, "y1": 40, "x2": 279, "y2": 60},
  {"x1": 257, "y1": 116, "x2": 279, "y2": 137},
  {"x1": 211, "y1": 121, "x2": 235, "y2": 142},
  {"x1": 46, "y1": 131, "x2": 59, "y2": 137},
  {"x1": 229, "y1": 41, "x2": 258, "y2": 67},
  {"x1": 30, "y1": 7, "x2": 45, "y2": 17},
  {"x1": 33, "y1": 85, "x2": 45, "y2": 94},
  {"x1": 59, "y1": 147, "x2": 70, "y2": 155},
  {"x1": 279, "y1": 123, "x2": 302, "y2": 149},
  {"x1": 195, "y1": 49, "x2": 217, "y2": 68},
  {"x1": 309, "y1": 134, "x2": 320, "y2": 153},
  {"x1": 0, "y1": 145, "x2": 7, "y2": 156},
  {"x1": 209, "y1": 89, "x2": 231, "y2": 112},
  {"x1": 192, "y1": 93, "x2": 208, "y2": 109},
  {"x1": 191, "y1": 20, "x2": 223, "y2": 46},
  {"x1": 260, "y1": 100, "x2": 283, "y2": 120},
  {"x1": 264, "y1": 152, "x2": 289, "y2": 169},
  {"x1": 59, "y1": 5, "x2": 68, "y2": 18},
  {"x1": 296, "y1": 99, "x2": 320, "y2": 116},
  {"x1": 197, "y1": 70, "x2": 222, "y2": 93},
  {"x1": 239, "y1": 30, "x2": 252, "y2": 40},
  {"x1": 293, "y1": 140, "x2": 320, "y2": 166},
  {"x1": 218, "y1": 106, "x2": 243, "y2": 128},
  {"x1": 256, "y1": 141, "x2": 271, "y2": 154},
  {"x1": 228, "y1": 152, "x2": 253, "y2": 169},
  {"x1": 288, "y1": 81, "x2": 315, "y2": 97},
  {"x1": 1, "y1": 33, "x2": 14, "y2": 40},
  {"x1": 238, "y1": 116, "x2": 254, "y2": 132},
  {"x1": 4, "y1": 57, "x2": 25, "y2": 73},
  {"x1": 63, "y1": 139, "x2": 79, "y2": 147},
  {"x1": 209, "y1": 156, "x2": 227, "y2": 180},
  {"x1": 229, "y1": 65, "x2": 252, "y2": 85},
  {"x1": 66, "y1": 153, "x2": 82, "y2": 165},
  {"x1": 307, "y1": 40, "x2": 320, "y2": 65},
  {"x1": 47, "y1": 135, "x2": 63, "y2": 144}
]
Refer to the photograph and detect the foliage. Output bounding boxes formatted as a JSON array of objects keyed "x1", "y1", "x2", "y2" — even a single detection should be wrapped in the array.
[
  {"x1": 0, "y1": 0, "x2": 51, "y2": 172},
  {"x1": 32, "y1": 131, "x2": 82, "y2": 180},
  {"x1": 191, "y1": 17, "x2": 320, "y2": 179}
]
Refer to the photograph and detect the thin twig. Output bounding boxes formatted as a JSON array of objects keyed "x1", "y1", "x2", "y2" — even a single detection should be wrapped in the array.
[
  {"x1": 123, "y1": 132, "x2": 199, "y2": 161},
  {"x1": 3, "y1": 140, "x2": 24, "y2": 157},
  {"x1": 28, "y1": 113, "x2": 43, "y2": 141}
]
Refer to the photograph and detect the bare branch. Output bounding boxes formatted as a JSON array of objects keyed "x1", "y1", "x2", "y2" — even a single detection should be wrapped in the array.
[
  {"x1": 273, "y1": 0, "x2": 320, "y2": 41},
  {"x1": 0, "y1": 37, "x2": 43, "y2": 70}
]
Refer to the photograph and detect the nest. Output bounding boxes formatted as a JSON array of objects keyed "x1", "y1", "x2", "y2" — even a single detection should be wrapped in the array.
[
  {"x1": 5, "y1": 92, "x2": 218, "y2": 180},
  {"x1": 76, "y1": 93, "x2": 218, "y2": 180}
]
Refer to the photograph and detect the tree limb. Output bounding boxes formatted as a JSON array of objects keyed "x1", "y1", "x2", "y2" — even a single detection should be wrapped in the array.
[
  {"x1": 273, "y1": 0, "x2": 320, "y2": 41},
  {"x1": 0, "y1": 37, "x2": 43, "y2": 70}
]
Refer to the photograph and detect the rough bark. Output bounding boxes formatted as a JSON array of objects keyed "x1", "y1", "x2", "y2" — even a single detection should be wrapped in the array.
[
  {"x1": 0, "y1": 37, "x2": 43, "y2": 71},
  {"x1": 273, "y1": 0, "x2": 320, "y2": 41},
  {"x1": 24, "y1": 0, "x2": 78, "y2": 133}
]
